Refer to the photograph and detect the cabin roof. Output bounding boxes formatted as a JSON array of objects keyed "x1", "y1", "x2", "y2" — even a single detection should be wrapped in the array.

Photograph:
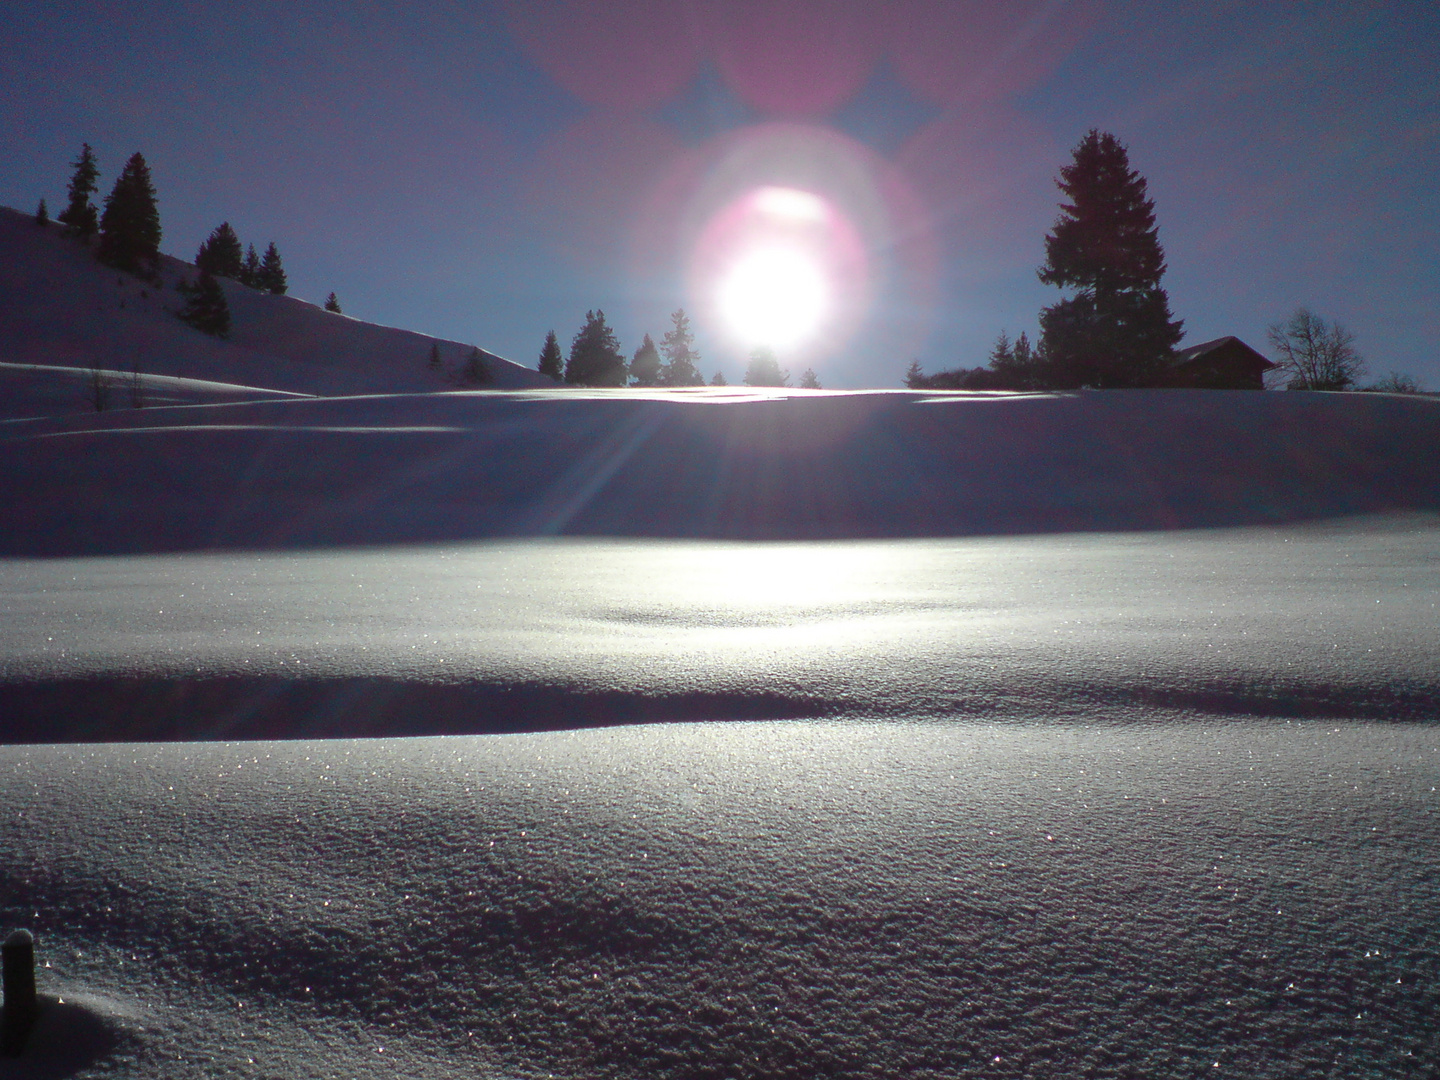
[{"x1": 1176, "y1": 336, "x2": 1275, "y2": 369}]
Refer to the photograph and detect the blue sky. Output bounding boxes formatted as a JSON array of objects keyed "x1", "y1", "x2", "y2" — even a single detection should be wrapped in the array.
[{"x1": 3, "y1": 0, "x2": 1436, "y2": 387}]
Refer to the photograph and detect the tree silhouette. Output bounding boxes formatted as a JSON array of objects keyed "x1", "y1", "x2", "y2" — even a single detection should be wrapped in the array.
[
  {"x1": 1266, "y1": 308, "x2": 1366, "y2": 390},
  {"x1": 34, "y1": 199, "x2": 49, "y2": 226},
  {"x1": 710, "y1": 371, "x2": 728, "y2": 386},
  {"x1": 196, "y1": 222, "x2": 244, "y2": 278},
  {"x1": 258, "y1": 242, "x2": 287, "y2": 294},
  {"x1": 538, "y1": 329, "x2": 563, "y2": 381},
  {"x1": 659, "y1": 308, "x2": 704, "y2": 386},
  {"x1": 240, "y1": 243, "x2": 261, "y2": 287},
  {"x1": 743, "y1": 346, "x2": 790, "y2": 387},
  {"x1": 1037, "y1": 130, "x2": 1182, "y2": 387},
  {"x1": 177, "y1": 270, "x2": 231, "y2": 338},
  {"x1": 97, "y1": 152, "x2": 161, "y2": 274},
  {"x1": 58, "y1": 144, "x2": 100, "y2": 238},
  {"x1": 324, "y1": 292, "x2": 342, "y2": 313},
  {"x1": 798, "y1": 367, "x2": 821, "y2": 389},
  {"x1": 428, "y1": 341, "x2": 443, "y2": 372},
  {"x1": 629, "y1": 333, "x2": 662, "y2": 386},
  {"x1": 566, "y1": 309, "x2": 627, "y2": 386},
  {"x1": 463, "y1": 346, "x2": 492, "y2": 385}
]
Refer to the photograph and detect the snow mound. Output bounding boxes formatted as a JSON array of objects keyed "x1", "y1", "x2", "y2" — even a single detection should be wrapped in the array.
[
  {"x1": 1, "y1": 387, "x2": 1437, "y2": 556},
  {"x1": 1, "y1": 723, "x2": 1436, "y2": 1079},
  {"x1": 0, "y1": 362, "x2": 310, "y2": 423},
  {"x1": 0, "y1": 206, "x2": 549, "y2": 401},
  {"x1": 1, "y1": 516, "x2": 1436, "y2": 740}
]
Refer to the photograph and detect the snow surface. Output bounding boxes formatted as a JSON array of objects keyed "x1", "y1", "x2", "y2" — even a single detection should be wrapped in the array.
[
  {"x1": 4, "y1": 203, "x2": 1439, "y2": 1077},
  {"x1": 0, "y1": 362, "x2": 311, "y2": 423},
  {"x1": 2, "y1": 722, "x2": 1438, "y2": 1078},
  {"x1": 3, "y1": 387, "x2": 1438, "y2": 557},
  {"x1": 1, "y1": 517, "x2": 1438, "y2": 740}
]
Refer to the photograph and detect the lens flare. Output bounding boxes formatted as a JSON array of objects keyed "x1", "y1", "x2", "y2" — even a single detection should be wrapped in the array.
[
  {"x1": 717, "y1": 244, "x2": 830, "y2": 349},
  {"x1": 689, "y1": 177, "x2": 867, "y2": 357}
]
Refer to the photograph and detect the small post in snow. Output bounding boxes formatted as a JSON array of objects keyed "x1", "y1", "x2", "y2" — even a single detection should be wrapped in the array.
[{"x1": 1, "y1": 928, "x2": 37, "y2": 1056}]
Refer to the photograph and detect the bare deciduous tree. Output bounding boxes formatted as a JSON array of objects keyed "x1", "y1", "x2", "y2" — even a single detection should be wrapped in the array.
[
  {"x1": 1367, "y1": 371, "x2": 1421, "y2": 394},
  {"x1": 1266, "y1": 307, "x2": 1366, "y2": 390}
]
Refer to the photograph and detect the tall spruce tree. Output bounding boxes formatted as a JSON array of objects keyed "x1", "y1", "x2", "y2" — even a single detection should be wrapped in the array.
[
  {"x1": 58, "y1": 143, "x2": 100, "y2": 238},
  {"x1": 629, "y1": 333, "x2": 662, "y2": 386},
  {"x1": 538, "y1": 329, "x2": 563, "y2": 381},
  {"x1": 196, "y1": 222, "x2": 244, "y2": 278},
  {"x1": 177, "y1": 270, "x2": 231, "y2": 338},
  {"x1": 258, "y1": 242, "x2": 287, "y2": 294},
  {"x1": 1036, "y1": 130, "x2": 1182, "y2": 388},
  {"x1": 240, "y1": 243, "x2": 262, "y2": 287},
  {"x1": 34, "y1": 199, "x2": 49, "y2": 225},
  {"x1": 97, "y1": 152, "x2": 161, "y2": 274},
  {"x1": 324, "y1": 292, "x2": 342, "y2": 313},
  {"x1": 566, "y1": 310, "x2": 627, "y2": 386},
  {"x1": 743, "y1": 346, "x2": 790, "y2": 387},
  {"x1": 658, "y1": 308, "x2": 704, "y2": 386}
]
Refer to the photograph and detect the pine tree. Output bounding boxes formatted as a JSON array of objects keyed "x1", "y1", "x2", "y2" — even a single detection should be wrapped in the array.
[
  {"x1": 1036, "y1": 130, "x2": 1182, "y2": 388},
  {"x1": 34, "y1": 199, "x2": 49, "y2": 226},
  {"x1": 240, "y1": 243, "x2": 261, "y2": 287},
  {"x1": 743, "y1": 346, "x2": 790, "y2": 387},
  {"x1": 325, "y1": 292, "x2": 342, "y2": 313},
  {"x1": 538, "y1": 330, "x2": 563, "y2": 381},
  {"x1": 58, "y1": 143, "x2": 100, "y2": 238},
  {"x1": 97, "y1": 152, "x2": 161, "y2": 274},
  {"x1": 658, "y1": 308, "x2": 704, "y2": 386},
  {"x1": 904, "y1": 360, "x2": 926, "y2": 388},
  {"x1": 196, "y1": 222, "x2": 244, "y2": 278},
  {"x1": 565, "y1": 309, "x2": 627, "y2": 386},
  {"x1": 428, "y1": 341, "x2": 442, "y2": 372},
  {"x1": 177, "y1": 270, "x2": 231, "y2": 338},
  {"x1": 629, "y1": 333, "x2": 662, "y2": 386},
  {"x1": 258, "y1": 242, "x2": 287, "y2": 294},
  {"x1": 798, "y1": 367, "x2": 821, "y2": 389},
  {"x1": 463, "y1": 346, "x2": 492, "y2": 385},
  {"x1": 975, "y1": 330, "x2": 1042, "y2": 389},
  {"x1": 710, "y1": 371, "x2": 728, "y2": 387}
]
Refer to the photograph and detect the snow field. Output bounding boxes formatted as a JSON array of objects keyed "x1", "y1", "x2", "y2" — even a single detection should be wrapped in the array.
[{"x1": 2, "y1": 721, "x2": 1438, "y2": 1079}]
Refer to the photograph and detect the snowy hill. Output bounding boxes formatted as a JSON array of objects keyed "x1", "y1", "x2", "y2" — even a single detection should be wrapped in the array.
[
  {"x1": 3, "y1": 206, "x2": 1439, "y2": 1080},
  {"x1": 2, "y1": 385, "x2": 1437, "y2": 556},
  {"x1": 0, "y1": 205, "x2": 549, "y2": 411}
]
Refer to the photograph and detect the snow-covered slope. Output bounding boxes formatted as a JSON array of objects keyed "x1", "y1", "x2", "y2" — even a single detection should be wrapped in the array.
[
  {"x1": 0, "y1": 361, "x2": 312, "y2": 422},
  {"x1": 2, "y1": 386, "x2": 1436, "y2": 556},
  {"x1": 0, "y1": 206, "x2": 549, "y2": 401}
]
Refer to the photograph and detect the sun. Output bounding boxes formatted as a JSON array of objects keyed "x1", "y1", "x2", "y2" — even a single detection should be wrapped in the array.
[
  {"x1": 699, "y1": 185, "x2": 849, "y2": 353},
  {"x1": 716, "y1": 244, "x2": 830, "y2": 351}
]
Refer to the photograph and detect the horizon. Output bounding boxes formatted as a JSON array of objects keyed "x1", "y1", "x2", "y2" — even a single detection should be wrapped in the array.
[{"x1": 4, "y1": 1, "x2": 1437, "y2": 388}]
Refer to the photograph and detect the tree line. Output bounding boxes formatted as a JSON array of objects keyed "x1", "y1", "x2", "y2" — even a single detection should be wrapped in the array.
[
  {"x1": 538, "y1": 308, "x2": 821, "y2": 389},
  {"x1": 38, "y1": 143, "x2": 329, "y2": 341},
  {"x1": 906, "y1": 129, "x2": 1419, "y2": 394}
]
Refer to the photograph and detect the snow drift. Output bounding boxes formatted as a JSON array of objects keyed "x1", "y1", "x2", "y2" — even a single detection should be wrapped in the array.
[
  {"x1": 2, "y1": 722, "x2": 1437, "y2": 1079},
  {"x1": 3, "y1": 387, "x2": 1438, "y2": 556}
]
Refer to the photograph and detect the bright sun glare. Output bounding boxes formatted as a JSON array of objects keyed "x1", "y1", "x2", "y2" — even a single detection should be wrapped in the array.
[
  {"x1": 714, "y1": 187, "x2": 835, "y2": 351},
  {"x1": 717, "y1": 246, "x2": 829, "y2": 351}
]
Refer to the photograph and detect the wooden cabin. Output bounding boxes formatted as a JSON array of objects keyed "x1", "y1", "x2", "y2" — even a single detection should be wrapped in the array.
[{"x1": 1169, "y1": 336, "x2": 1275, "y2": 390}]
